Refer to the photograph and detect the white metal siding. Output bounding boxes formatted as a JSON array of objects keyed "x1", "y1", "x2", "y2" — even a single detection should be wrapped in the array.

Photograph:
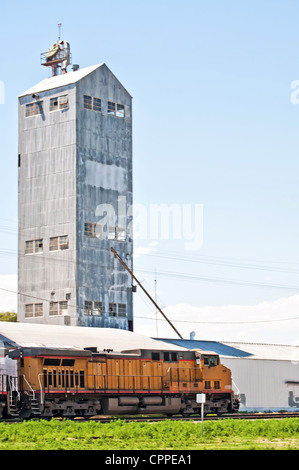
[{"x1": 222, "y1": 357, "x2": 299, "y2": 411}]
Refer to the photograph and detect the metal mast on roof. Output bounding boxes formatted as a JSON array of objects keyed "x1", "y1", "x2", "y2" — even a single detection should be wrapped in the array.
[{"x1": 40, "y1": 24, "x2": 72, "y2": 76}]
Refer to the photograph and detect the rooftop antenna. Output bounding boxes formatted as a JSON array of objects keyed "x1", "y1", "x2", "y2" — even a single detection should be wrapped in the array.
[
  {"x1": 58, "y1": 23, "x2": 62, "y2": 41},
  {"x1": 40, "y1": 24, "x2": 72, "y2": 76}
]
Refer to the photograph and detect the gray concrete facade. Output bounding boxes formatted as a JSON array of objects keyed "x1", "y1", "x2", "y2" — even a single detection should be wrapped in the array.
[{"x1": 18, "y1": 64, "x2": 133, "y2": 330}]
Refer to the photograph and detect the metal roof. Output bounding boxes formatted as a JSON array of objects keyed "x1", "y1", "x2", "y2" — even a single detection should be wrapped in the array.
[
  {"x1": 158, "y1": 338, "x2": 299, "y2": 361},
  {"x1": 157, "y1": 339, "x2": 252, "y2": 358},
  {"x1": 0, "y1": 322, "x2": 185, "y2": 353},
  {"x1": 19, "y1": 64, "x2": 103, "y2": 97}
]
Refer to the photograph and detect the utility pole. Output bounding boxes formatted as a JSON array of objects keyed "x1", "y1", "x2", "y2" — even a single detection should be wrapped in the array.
[{"x1": 111, "y1": 248, "x2": 183, "y2": 339}]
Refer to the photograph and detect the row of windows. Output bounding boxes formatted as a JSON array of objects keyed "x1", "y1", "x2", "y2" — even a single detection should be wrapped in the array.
[
  {"x1": 205, "y1": 380, "x2": 220, "y2": 390},
  {"x1": 25, "y1": 94, "x2": 125, "y2": 118},
  {"x1": 25, "y1": 301, "x2": 127, "y2": 318},
  {"x1": 25, "y1": 101, "x2": 43, "y2": 117},
  {"x1": 84, "y1": 301, "x2": 127, "y2": 317},
  {"x1": 84, "y1": 94, "x2": 125, "y2": 117},
  {"x1": 25, "y1": 301, "x2": 68, "y2": 318},
  {"x1": 151, "y1": 352, "x2": 178, "y2": 362},
  {"x1": 84, "y1": 223, "x2": 126, "y2": 241},
  {"x1": 25, "y1": 222, "x2": 127, "y2": 255},
  {"x1": 25, "y1": 236, "x2": 69, "y2": 254},
  {"x1": 25, "y1": 94, "x2": 69, "y2": 117}
]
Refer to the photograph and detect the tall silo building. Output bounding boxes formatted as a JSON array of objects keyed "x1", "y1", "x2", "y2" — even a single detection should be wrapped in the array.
[{"x1": 18, "y1": 41, "x2": 133, "y2": 330}]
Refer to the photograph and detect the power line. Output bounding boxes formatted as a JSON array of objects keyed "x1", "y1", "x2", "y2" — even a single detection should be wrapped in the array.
[
  {"x1": 134, "y1": 314, "x2": 299, "y2": 325},
  {"x1": 1, "y1": 285, "x2": 298, "y2": 326},
  {"x1": 134, "y1": 267, "x2": 299, "y2": 291}
]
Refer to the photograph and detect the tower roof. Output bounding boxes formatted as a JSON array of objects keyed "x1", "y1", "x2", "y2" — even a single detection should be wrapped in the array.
[{"x1": 19, "y1": 63, "x2": 115, "y2": 98}]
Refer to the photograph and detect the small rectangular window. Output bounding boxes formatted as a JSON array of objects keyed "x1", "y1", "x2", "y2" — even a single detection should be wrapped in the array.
[
  {"x1": 35, "y1": 239, "x2": 43, "y2": 253},
  {"x1": 49, "y1": 302, "x2": 58, "y2": 316},
  {"x1": 107, "y1": 101, "x2": 125, "y2": 118},
  {"x1": 84, "y1": 222, "x2": 96, "y2": 238},
  {"x1": 93, "y1": 97, "x2": 102, "y2": 112},
  {"x1": 50, "y1": 97, "x2": 59, "y2": 112},
  {"x1": 214, "y1": 381, "x2": 220, "y2": 390},
  {"x1": 50, "y1": 235, "x2": 69, "y2": 251},
  {"x1": 49, "y1": 237, "x2": 59, "y2": 251},
  {"x1": 93, "y1": 301, "x2": 103, "y2": 316},
  {"x1": 50, "y1": 95, "x2": 68, "y2": 111},
  {"x1": 25, "y1": 303, "x2": 43, "y2": 318},
  {"x1": 84, "y1": 300, "x2": 93, "y2": 315},
  {"x1": 25, "y1": 304, "x2": 34, "y2": 318},
  {"x1": 116, "y1": 227, "x2": 126, "y2": 241},
  {"x1": 44, "y1": 358, "x2": 61, "y2": 366},
  {"x1": 205, "y1": 381, "x2": 211, "y2": 390},
  {"x1": 49, "y1": 301, "x2": 68, "y2": 316},
  {"x1": 109, "y1": 303, "x2": 117, "y2": 317},
  {"x1": 59, "y1": 95, "x2": 68, "y2": 109},
  {"x1": 80, "y1": 370, "x2": 85, "y2": 388},
  {"x1": 84, "y1": 95, "x2": 92, "y2": 109},
  {"x1": 107, "y1": 101, "x2": 116, "y2": 115},
  {"x1": 84, "y1": 300, "x2": 103, "y2": 316},
  {"x1": 151, "y1": 352, "x2": 160, "y2": 361},
  {"x1": 61, "y1": 359, "x2": 75, "y2": 366},
  {"x1": 118, "y1": 304, "x2": 126, "y2": 317},
  {"x1": 35, "y1": 303, "x2": 43, "y2": 317},
  {"x1": 25, "y1": 239, "x2": 43, "y2": 254},
  {"x1": 26, "y1": 101, "x2": 43, "y2": 117},
  {"x1": 116, "y1": 103, "x2": 125, "y2": 117},
  {"x1": 25, "y1": 241, "x2": 34, "y2": 255},
  {"x1": 59, "y1": 235, "x2": 69, "y2": 250},
  {"x1": 59, "y1": 301, "x2": 68, "y2": 314}
]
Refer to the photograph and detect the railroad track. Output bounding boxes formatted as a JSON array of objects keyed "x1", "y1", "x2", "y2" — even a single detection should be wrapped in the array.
[
  {"x1": 89, "y1": 411, "x2": 299, "y2": 423},
  {"x1": 1, "y1": 411, "x2": 299, "y2": 424}
]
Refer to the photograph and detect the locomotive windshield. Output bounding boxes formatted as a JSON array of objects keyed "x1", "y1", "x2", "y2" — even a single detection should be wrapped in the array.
[{"x1": 203, "y1": 355, "x2": 219, "y2": 367}]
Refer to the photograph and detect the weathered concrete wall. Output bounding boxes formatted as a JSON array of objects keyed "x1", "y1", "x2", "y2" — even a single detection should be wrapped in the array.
[
  {"x1": 18, "y1": 64, "x2": 133, "y2": 330},
  {"x1": 76, "y1": 65, "x2": 133, "y2": 329},
  {"x1": 18, "y1": 84, "x2": 77, "y2": 325}
]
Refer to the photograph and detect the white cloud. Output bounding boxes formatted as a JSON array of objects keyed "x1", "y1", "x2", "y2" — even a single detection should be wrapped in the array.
[
  {"x1": 134, "y1": 295, "x2": 299, "y2": 345},
  {"x1": 0, "y1": 274, "x2": 17, "y2": 312},
  {"x1": 133, "y1": 241, "x2": 159, "y2": 258}
]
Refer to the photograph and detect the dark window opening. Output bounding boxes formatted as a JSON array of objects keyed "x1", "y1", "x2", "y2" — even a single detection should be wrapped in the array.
[
  {"x1": 205, "y1": 381, "x2": 211, "y2": 389},
  {"x1": 151, "y1": 352, "x2": 160, "y2": 361},
  {"x1": 44, "y1": 358, "x2": 61, "y2": 366},
  {"x1": 80, "y1": 370, "x2": 85, "y2": 388},
  {"x1": 203, "y1": 355, "x2": 219, "y2": 367},
  {"x1": 61, "y1": 359, "x2": 75, "y2": 366},
  {"x1": 163, "y1": 352, "x2": 178, "y2": 362}
]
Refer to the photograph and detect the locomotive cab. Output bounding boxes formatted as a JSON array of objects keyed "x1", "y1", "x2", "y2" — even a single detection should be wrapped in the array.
[
  {"x1": 192, "y1": 350, "x2": 238, "y2": 415},
  {"x1": 195, "y1": 351, "x2": 219, "y2": 367}
]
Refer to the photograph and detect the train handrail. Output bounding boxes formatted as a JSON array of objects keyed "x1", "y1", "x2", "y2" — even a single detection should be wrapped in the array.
[{"x1": 22, "y1": 375, "x2": 35, "y2": 400}]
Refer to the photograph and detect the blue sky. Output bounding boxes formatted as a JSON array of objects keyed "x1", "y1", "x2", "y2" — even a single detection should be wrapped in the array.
[{"x1": 0, "y1": 0, "x2": 299, "y2": 342}]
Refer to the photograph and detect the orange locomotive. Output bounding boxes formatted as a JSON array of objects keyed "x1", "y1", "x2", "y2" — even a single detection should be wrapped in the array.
[{"x1": 0, "y1": 345, "x2": 240, "y2": 419}]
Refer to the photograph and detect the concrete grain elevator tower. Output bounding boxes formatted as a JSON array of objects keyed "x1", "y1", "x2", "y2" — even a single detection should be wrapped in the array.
[{"x1": 18, "y1": 38, "x2": 133, "y2": 330}]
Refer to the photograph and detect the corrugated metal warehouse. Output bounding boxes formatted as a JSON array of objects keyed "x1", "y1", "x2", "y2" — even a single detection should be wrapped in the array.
[
  {"x1": 160, "y1": 338, "x2": 299, "y2": 412},
  {"x1": 1, "y1": 322, "x2": 299, "y2": 412}
]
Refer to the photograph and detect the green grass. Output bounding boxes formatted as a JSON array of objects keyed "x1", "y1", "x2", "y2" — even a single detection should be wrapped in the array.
[{"x1": 0, "y1": 418, "x2": 298, "y2": 450}]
